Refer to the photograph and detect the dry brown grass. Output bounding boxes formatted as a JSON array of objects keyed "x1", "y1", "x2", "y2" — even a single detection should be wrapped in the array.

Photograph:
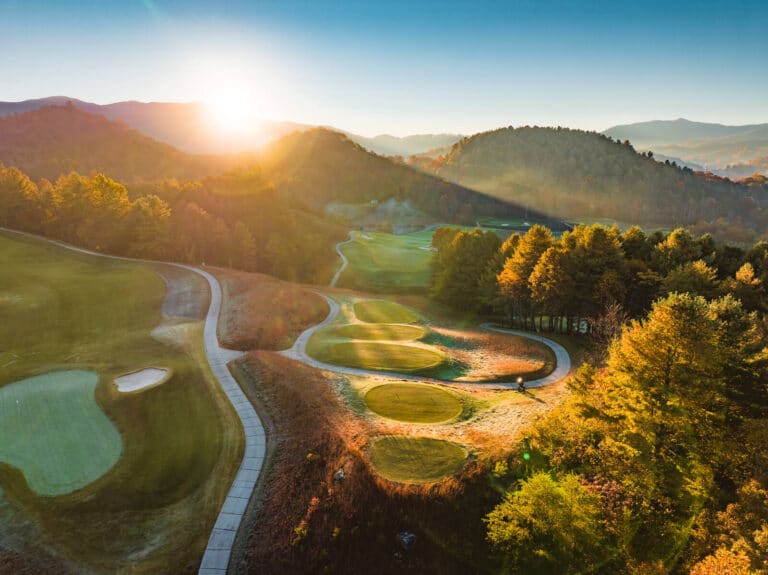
[
  {"x1": 212, "y1": 268, "x2": 329, "y2": 350},
  {"x1": 233, "y1": 352, "x2": 500, "y2": 575}
]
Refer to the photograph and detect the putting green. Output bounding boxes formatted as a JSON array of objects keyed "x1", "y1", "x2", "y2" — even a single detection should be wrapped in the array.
[
  {"x1": 0, "y1": 231, "x2": 240, "y2": 572},
  {"x1": 0, "y1": 370, "x2": 121, "y2": 496},
  {"x1": 369, "y1": 436, "x2": 467, "y2": 483},
  {"x1": 365, "y1": 384, "x2": 462, "y2": 423},
  {"x1": 332, "y1": 323, "x2": 426, "y2": 341},
  {"x1": 353, "y1": 300, "x2": 419, "y2": 324},
  {"x1": 311, "y1": 341, "x2": 444, "y2": 373}
]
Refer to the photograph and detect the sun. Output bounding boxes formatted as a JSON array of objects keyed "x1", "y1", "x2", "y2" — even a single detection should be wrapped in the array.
[{"x1": 205, "y1": 90, "x2": 257, "y2": 135}]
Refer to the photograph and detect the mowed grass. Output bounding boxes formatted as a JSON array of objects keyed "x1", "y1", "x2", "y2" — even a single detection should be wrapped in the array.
[
  {"x1": 369, "y1": 436, "x2": 467, "y2": 483},
  {"x1": 332, "y1": 323, "x2": 425, "y2": 341},
  {"x1": 0, "y1": 231, "x2": 241, "y2": 573},
  {"x1": 310, "y1": 341, "x2": 445, "y2": 373},
  {"x1": 354, "y1": 299, "x2": 420, "y2": 324},
  {"x1": 365, "y1": 383, "x2": 462, "y2": 423},
  {"x1": 0, "y1": 370, "x2": 122, "y2": 496},
  {"x1": 337, "y1": 230, "x2": 434, "y2": 293}
]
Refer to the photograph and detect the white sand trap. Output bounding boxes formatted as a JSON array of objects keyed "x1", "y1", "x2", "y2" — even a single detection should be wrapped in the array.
[
  {"x1": 114, "y1": 368, "x2": 170, "y2": 393},
  {"x1": 418, "y1": 246, "x2": 436, "y2": 251},
  {"x1": 359, "y1": 233, "x2": 373, "y2": 240}
]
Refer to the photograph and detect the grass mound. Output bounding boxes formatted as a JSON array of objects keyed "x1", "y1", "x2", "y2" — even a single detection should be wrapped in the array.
[
  {"x1": 332, "y1": 323, "x2": 425, "y2": 341},
  {"x1": 365, "y1": 383, "x2": 462, "y2": 423},
  {"x1": 369, "y1": 436, "x2": 467, "y2": 483},
  {"x1": 311, "y1": 341, "x2": 444, "y2": 373},
  {"x1": 353, "y1": 300, "x2": 419, "y2": 324}
]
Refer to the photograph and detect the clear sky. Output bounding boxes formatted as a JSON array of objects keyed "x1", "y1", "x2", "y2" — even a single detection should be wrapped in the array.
[{"x1": 1, "y1": 0, "x2": 767, "y2": 136}]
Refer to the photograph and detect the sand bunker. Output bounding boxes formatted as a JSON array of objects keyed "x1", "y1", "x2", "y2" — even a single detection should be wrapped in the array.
[{"x1": 114, "y1": 368, "x2": 169, "y2": 393}]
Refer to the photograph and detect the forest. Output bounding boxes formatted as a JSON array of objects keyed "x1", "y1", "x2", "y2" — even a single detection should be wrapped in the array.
[
  {"x1": 431, "y1": 224, "x2": 768, "y2": 573},
  {"x1": 0, "y1": 164, "x2": 346, "y2": 282},
  {"x1": 416, "y1": 126, "x2": 768, "y2": 240}
]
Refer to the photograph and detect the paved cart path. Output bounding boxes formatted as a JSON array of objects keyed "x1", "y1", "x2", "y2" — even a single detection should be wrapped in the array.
[
  {"x1": 0, "y1": 228, "x2": 263, "y2": 575},
  {"x1": 329, "y1": 231, "x2": 355, "y2": 287},
  {"x1": 280, "y1": 292, "x2": 571, "y2": 390}
]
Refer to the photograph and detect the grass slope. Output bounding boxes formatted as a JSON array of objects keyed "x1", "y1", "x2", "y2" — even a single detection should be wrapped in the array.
[
  {"x1": 215, "y1": 268, "x2": 329, "y2": 350},
  {"x1": 331, "y1": 323, "x2": 425, "y2": 341},
  {"x1": 310, "y1": 341, "x2": 445, "y2": 374},
  {"x1": 0, "y1": 231, "x2": 241, "y2": 573},
  {"x1": 337, "y1": 230, "x2": 435, "y2": 293},
  {"x1": 369, "y1": 436, "x2": 467, "y2": 483},
  {"x1": 365, "y1": 383, "x2": 462, "y2": 423},
  {"x1": 353, "y1": 299, "x2": 420, "y2": 324}
]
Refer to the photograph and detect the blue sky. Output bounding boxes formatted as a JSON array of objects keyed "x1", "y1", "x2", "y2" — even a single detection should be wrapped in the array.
[{"x1": 1, "y1": 0, "x2": 766, "y2": 136}]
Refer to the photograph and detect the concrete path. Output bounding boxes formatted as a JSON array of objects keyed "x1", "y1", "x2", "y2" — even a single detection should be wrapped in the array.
[
  {"x1": 0, "y1": 228, "x2": 264, "y2": 575},
  {"x1": 329, "y1": 231, "x2": 355, "y2": 287},
  {"x1": 280, "y1": 293, "x2": 571, "y2": 390},
  {"x1": 193, "y1": 266, "x2": 264, "y2": 575}
]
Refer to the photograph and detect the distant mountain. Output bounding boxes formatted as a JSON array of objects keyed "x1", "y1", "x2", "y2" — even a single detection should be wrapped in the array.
[
  {"x1": 0, "y1": 97, "x2": 460, "y2": 158},
  {"x1": 604, "y1": 118, "x2": 768, "y2": 173},
  {"x1": 345, "y1": 133, "x2": 462, "y2": 157},
  {"x1": 418, "y1": 126, "x2": 768, "y2": 229},
  {"x1": 0, "y1": 104, "x2": 233, "y2": 181},
  {"x1": 0, "y1": 97, "x2": 312, "y2": 154},
  {"x1": 258, "y1": 128, "x2": 556, "y2": 227}
]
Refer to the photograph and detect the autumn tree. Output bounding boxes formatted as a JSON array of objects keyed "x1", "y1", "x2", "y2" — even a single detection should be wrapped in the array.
[
  {"x1": 497, "y1": 224, "x2": 553, "y2": 328},
  {"x1": 485, "y1": 472, "x2": 607, "y2": 573}
]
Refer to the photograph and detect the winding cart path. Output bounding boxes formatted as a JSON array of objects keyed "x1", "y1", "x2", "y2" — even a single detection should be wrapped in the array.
[
  {"x1": 280, "y1": 292, "x2": 571, "y2": 389},
  {"x1": 0, "y1": 228, "x2": 264, "y2": 575}
]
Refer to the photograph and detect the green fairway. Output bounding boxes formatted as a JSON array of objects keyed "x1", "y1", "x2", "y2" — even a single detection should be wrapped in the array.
[
  {"x1": 353, "y1": 299, "x2": 420, "y2": 324},
  {"x1": 0, "y1": 370, "x2": 122, "y2": 496},
  {"x1": 369, "y1": 436, "x2": 467, "y2": 483},
  {"x1": 365, "y1": 383, "x2": 462, "y2": 423},
  {"x1": 337, "y1": 230, "x2": 435, "y2": 292},
  {"x1": 0, "y1": 231, "x2": 241, "y2": 573},
  {"x1": 310, "y1": 341, "x2": 445, "y2": 373},
  {"x1": 332, "y1": 323, "x2": 426, "y2": 341}
]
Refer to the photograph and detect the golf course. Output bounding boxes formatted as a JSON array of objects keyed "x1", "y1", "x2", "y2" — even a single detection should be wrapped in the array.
[
  {"x1": 364, "y1": 383, "x2": 464, "y2": 423},
  {"x1": 304, "y1": 294, "x2": 558, "y2": 384},
  {"x1": 334, "y1": 229, "x2": 438, "y2": 293},
  {"x1": 368, "y1": 436, "x2": 468, "y2": 484},
  {"x1": 0, "y1": 231, "x2": 243, "y2": 573}
]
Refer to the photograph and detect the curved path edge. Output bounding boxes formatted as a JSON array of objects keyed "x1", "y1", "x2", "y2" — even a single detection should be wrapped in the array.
[
  {"x1": 0, "y1": 228, "x2": 264, "y2": 575},
  {"x1": 280, "y1": 293, "x2": 571, "y2": 389},
  {"x1": 329, "y1": 231, "x2": 354, "y2": 287}
]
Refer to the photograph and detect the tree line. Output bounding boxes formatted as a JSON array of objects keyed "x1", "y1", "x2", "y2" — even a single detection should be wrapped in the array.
[
  {"x1": 486, "y1": 292, "x2": 768, "y2": 573},
  {"x1": 431, "y1": 224, "x2": 768, "y2": 334},
  {"x1": 0, "y1": 164, "x2": 345, "y2": 282},
  {"x1": 430, "y1": 224, "x2": 768, "y2": 572}
]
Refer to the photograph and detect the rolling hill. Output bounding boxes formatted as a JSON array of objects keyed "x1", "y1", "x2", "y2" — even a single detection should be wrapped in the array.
[
  {"x1": 0, "y1": 104, "x2": 235, "y2": 182},
  {"x1": 604, "y1": 118, "x2": 768, "y2": 173},
  {"x1": 0, "y1": 97, "x2": 311, "y2": 155},
  {"x1": 0, "y1": 97, "x2": 461, "y2": 158},
  {"x1": 345, "y1": 132, "x2": 462, "y2": 157},
  {"x1": 258, "y1": 128, "x2": 560, "y2": 228},
  {"x1": 418, "y1": 126, "x2": 768, "y2": 229}
]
